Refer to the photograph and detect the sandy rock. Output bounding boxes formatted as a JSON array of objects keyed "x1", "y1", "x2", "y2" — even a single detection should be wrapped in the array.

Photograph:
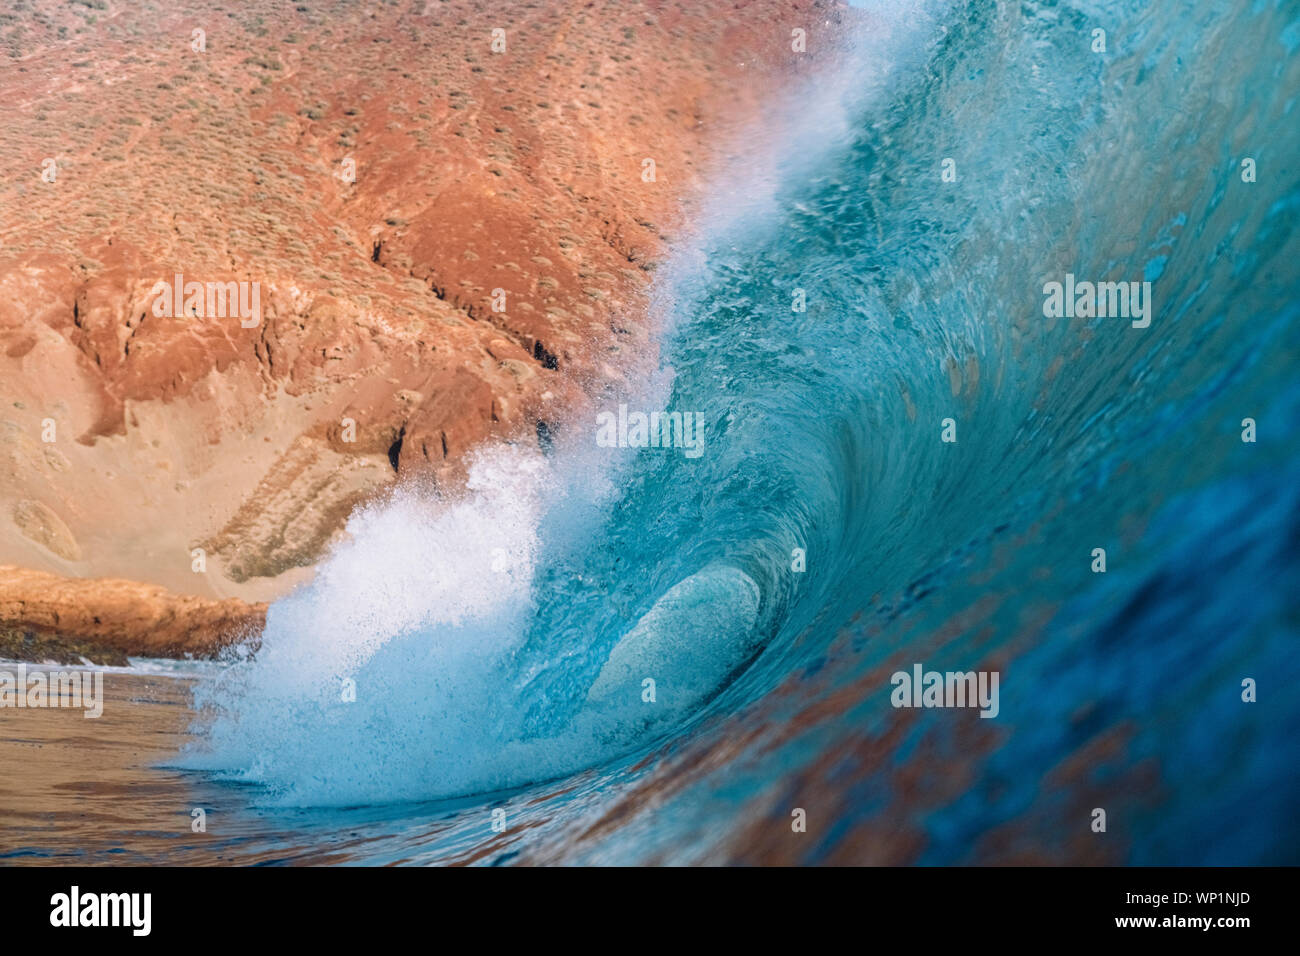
[{"x1": 12, "y1": 500, "x2": 81, "y2": 562}]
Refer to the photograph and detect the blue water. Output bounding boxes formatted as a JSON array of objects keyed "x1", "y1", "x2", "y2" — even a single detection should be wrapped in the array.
[{"x1": 180, "y1": 0, "x2": 1300, "y2": 864}]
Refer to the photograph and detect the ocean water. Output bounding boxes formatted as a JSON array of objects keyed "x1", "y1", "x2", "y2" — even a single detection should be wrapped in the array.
[{"x1": 152, "y1": 0, "x2": 1300, "y2": 864}]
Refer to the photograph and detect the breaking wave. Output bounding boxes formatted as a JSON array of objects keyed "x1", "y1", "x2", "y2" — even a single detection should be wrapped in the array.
[{"x1": 180, "y1": 0, "x2": 1300, "y2": 864}]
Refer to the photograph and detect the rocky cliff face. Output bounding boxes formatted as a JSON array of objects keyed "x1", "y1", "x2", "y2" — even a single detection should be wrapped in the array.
[{"x1": 0, "y1": 0, "x2": 848, "y2": 657}]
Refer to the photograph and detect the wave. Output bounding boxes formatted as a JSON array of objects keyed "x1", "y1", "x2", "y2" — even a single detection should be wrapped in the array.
[{"x1": 179, "y1": 0, "x2": 1300, "y2": 863}]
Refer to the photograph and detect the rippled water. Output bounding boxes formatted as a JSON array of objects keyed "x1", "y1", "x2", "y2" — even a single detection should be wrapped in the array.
[{"x1": 5, "y1": 0, "x2": 1298, "y2": 864}]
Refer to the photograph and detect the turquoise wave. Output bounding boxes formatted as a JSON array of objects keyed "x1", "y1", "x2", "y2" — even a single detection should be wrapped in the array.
[{"x1": 181, "y1": 0, "x2": 1300, "y2": 864}]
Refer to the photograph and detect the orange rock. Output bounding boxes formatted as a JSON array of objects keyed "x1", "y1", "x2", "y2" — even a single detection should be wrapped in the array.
[{"x1": 0, "y1": 565, "x2": 265, "y2": 659}]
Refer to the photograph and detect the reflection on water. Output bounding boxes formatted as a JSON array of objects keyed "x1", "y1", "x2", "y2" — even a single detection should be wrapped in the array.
[
  {"x1": 0, "y1": 669, "x2": 512, "y2": 865},
  {"x1": 0, "y1": 667, "x2": 670, "y2": 866},
  {"x1": 0, "y1": 670, "x2": 210, "y2": 864}
]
